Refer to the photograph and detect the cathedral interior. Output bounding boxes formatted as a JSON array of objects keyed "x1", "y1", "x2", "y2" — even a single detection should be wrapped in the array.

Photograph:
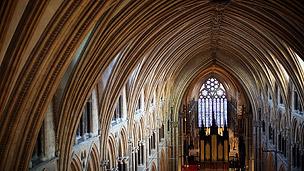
[{"x1": 1, "y1": 0, "x2": 304, "y2": 171}]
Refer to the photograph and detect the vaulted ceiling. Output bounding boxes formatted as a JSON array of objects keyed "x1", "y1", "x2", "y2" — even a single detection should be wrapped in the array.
[{"x1": 0, "y1": 0, "x2": 303, "y2": 170}]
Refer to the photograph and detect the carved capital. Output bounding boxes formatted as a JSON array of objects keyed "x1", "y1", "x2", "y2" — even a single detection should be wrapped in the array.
[{"x1": 101, "y1": 160, "x2": 109, "y2": 167}]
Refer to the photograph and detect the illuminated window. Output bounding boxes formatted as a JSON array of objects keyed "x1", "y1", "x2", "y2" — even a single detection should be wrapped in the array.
[{"x1": 198, "y1": 77, "x2": 227, "y2": 127}]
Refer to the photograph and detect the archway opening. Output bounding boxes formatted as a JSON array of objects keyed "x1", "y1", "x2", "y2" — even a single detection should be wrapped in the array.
[{"x1": 181, "y1": 72, "x2": 251, "y2": 171}]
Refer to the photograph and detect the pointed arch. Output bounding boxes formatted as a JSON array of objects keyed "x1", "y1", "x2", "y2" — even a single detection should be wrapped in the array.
[
  {"x1": 279, "y1": 164, "x2": 286, "y2": 171},
  {"x1": 159, "y1": 149, "x2": 166, "y2": 171},
  {"x1": 291, "y1": 117, "x2": 298, "y2": 142},
  {"x1": 87, "y1": 144, "x2": 100, "y2": 171},
  {"x1": 150, "y1": 162, "x2": 157, "y2": 171},
  {"x1": 266, "y1": 153, "x2": 275, "y2": 171},
  {"x1": 120, "y1": 126, "x2": 128, "y2": 157},
  {"x1": 118, "y1": 126, "x2": 128, "y2": 164},
  {"x1": 71, "y1": 154, "x2": 82, "y2": 171},
  {"x1": 107, "y1": 134, "x2": 117, "y2": 169}
]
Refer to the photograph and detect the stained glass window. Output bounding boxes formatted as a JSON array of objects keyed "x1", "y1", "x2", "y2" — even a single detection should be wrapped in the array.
[{"x1": 198, "y1": 77, "x2": 227, "y2": 127}]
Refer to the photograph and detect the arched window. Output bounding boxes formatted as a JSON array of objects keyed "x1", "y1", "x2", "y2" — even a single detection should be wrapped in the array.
[
  {"x1": 75, "y1": 95, "x2": 92, "y2": 143},
  {"x1": 294, "y1": 91, "x2": 299, "y2": 110},
  {"x1": 113, "y1": 95, "x2": 123, "y2": 122},
  {"x1": 198, "y1": 77, "x2": 227, "y2": 127}
]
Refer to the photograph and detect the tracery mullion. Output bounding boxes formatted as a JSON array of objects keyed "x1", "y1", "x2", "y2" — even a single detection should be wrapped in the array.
[
  {"x1": 206, "y1": 97, "x2": 208, "y2": 127},
  {"x1": 209, "y1": 98, "x2": 212, "y2": 127},
  {"x1": 221, "y1": 98, "x2": 223, "y2": 126},
  {"x1": 202, "y1": 98, "x2": 205, "y2": 127},
  {"x1": 213, "y1": 98, "x2": 216, "y2": 121},
  {"x1": 217, "y1": 98, "x2": 220, "y2": 126},
  {"x1": 198, "y1": 98, "x2": 202, "y2": 127}
]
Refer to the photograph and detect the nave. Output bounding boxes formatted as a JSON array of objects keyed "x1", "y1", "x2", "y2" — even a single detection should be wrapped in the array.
[{"x1": 0, "y1": 0, "x2": 304, "y2": 171}]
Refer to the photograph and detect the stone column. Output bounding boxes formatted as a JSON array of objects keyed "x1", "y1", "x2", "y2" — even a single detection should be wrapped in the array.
[
  {"x1": 91, "y1": 89, "x2": 99, "y2": 136},
  {"x1": 134, "y1": 146, "x2": 138, "y2": 171},
  {"x1": 298, "y1": 146, "x2": 302, "y2": 168},
  {"x1": 144, "y1": 132, "x2": 149, "y2": 170},
  {"x1": 128, "y1": 140, "x2": 133, "y2": 171},
  {"x1": 123, "y1": 157, "x2": 129, "y2": 171},
  {"x1": 137, "y1": 143, "x2": 142, "y2": 166},
  {"x1": 117, "y1": 156, "x2": 129, "y2": 171},
  {"x1": 140, "y1": 142, "x2": 145, "y2": 165},
  {"x1": 122, "y1": 87, "x2": 127, "y2": 120},
  {"x1": 286, "y1": 128, "x2": 291, "y2": 171},
  {"x1": 117, "y1": 157, "x2": 123, "y2": 171},
  {"x1": 254, "y1": 120, "x2": 258, "y2": 171},
  {"x1": 301, "y1": 150, "x2": 304, "y2": 170},
  {"x1": 43, "y1": 103, "x2": 56, "y2": 161},
  {"x1": 245, "y1": 111, "x2": 254, "y2": 171},
  {"x1": 155, "y1": 129, "x2": 160, "y2": 171}
]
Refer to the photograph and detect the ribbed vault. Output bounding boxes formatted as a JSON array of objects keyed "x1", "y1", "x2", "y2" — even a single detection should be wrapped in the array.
[{"x1": 0, "y1": 0, "x2": 304, "y2": 170}]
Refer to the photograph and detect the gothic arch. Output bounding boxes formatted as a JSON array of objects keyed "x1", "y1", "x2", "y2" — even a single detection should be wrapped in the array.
[
  {"x1": 107, "y1": 134, "x2": 117, "y2": 169},
  {"x1": 119, "y1": 127, "x2": 127, "y2": 157},
  {"x1": 150, "y1": 162, "x2": 157, "y2": 171},
  {"x1": 279, "y1": 164, "x2": 286, "y2": 171},
  {"x1": 295, "y1": 125, "x2": 300, "y2": 144},
  {"x1": 159, "y1": 149, "x2": 166, "y2": 171},
  {"x1": 292, "y1": 117, "x2": 298, "y2": 142},
  {"x1": 1, "y1": 1, "x2": 304, "y2": 170},
  {"x1": 87, "y1": 144, "x2": 100, "y2": 171},
  {"x1": 266, "y1": 153, "x2": 275, "y2": 171},
  {"x1": 71, "y1": 154, "x2": 82, "y2": 171}
]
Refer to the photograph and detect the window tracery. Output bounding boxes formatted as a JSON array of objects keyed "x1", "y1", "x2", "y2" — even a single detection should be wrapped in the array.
[{"x1": 198, "y1": 77, "x2": 227, "y2": 128}]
